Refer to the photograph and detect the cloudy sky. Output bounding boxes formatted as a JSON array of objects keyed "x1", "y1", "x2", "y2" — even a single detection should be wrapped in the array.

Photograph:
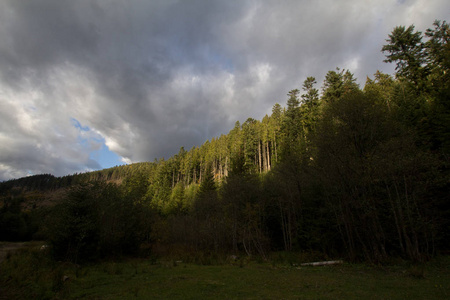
[{"x1": 0, "y1": 0, "x2": 448, "y2": 181}]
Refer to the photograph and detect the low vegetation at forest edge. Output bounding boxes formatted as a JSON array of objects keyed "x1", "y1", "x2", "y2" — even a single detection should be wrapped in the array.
[{"x1": 1, "y1": 246, "x2": 449, "y2": 300}]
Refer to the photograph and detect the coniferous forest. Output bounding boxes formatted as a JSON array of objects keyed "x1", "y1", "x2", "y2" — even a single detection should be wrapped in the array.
[{"x1": 1, "y1": 21, "x2": 449, "y2": 264}]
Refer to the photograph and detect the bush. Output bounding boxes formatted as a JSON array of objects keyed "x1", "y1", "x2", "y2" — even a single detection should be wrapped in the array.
[{"x1": 45, "y1": 182, "x2": 152, "y2": 262}]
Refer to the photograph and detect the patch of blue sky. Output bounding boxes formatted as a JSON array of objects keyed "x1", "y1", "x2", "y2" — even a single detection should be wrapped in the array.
[
  {"x1": 71, "y1": 117, "x2": 126, "y2": 170},
  {"x1": 90, "y1": 143, "x2": 125, "y2": 169},
  {"x1": 71, "y1": 117, "x2": 90, "y2": 131}
]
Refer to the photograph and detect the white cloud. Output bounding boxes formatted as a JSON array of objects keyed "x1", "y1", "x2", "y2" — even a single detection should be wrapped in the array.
[{"x1": 0, "y1": 0, "x2": 448, "y2": 180}]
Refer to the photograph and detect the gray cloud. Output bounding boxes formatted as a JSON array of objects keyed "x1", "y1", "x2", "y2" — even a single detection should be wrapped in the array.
[{"x1": 0, "y1": 0, "x2": 448, "y2": 180}]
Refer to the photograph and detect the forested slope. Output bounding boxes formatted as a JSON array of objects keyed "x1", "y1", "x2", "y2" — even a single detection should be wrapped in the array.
[{"x1": 1, "y1": 20, "x2": 449, "y2": 263}]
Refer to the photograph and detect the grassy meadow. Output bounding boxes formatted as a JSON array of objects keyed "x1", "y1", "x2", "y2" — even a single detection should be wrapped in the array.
[{"x1": 0, "y1": 245, "x2": 449, "y2": 299}]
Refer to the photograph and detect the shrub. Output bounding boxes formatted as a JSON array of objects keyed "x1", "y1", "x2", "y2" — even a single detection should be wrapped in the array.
[{"x1": 45, "y1": 182, "x2": 152, "y2": 262}]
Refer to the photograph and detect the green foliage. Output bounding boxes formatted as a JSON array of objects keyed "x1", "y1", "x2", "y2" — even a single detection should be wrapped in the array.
[
  {"x1": 2, "y1": 253, "x2": 450, "y2": 300},
  {"x1": 301, "y1": 76, "x2": 319, "y2": 105},
  {"x1": 45, "y1": 182, "x2": 152, "y2": 262},
  {"x1": 222, "y1": 171, "x2": 267, "y2": 256},
  {"x1": 0, "y1": 246, "x2": 66, "y2": 299},
  {"x1": 241, "y1": 118, "x2": 259, "y2": 172},
  {"x1": 314, "y1": 86, "x2": 441, "y2": 261},
  {"x1": 0, "y1": 195, "x2": 43, "y2": 241},
  {"x1": 322, "y1": 68, "x2": 358, "y2": 102},
  {"x1": 1, "y1": 20, "x2": 449, "y2": 264},
  {"x1": 382, "y1": 25, "x2": 427, "y2": 89}
]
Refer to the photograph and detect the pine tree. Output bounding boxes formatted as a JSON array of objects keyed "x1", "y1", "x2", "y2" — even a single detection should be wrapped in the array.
[{"x1": 382, "y1": 25, "x2": 428, "y2": 92}]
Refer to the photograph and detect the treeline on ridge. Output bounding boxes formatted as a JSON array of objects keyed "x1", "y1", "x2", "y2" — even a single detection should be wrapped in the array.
[{"x1": 0, "y1": 20, "x2": 449, "y2": 263}]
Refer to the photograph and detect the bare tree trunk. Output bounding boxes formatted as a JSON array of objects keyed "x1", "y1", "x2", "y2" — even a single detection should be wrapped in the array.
[
  {"x1": 263, "y1": 141, "x2": 266, "y2": 172},
  {"x1": 224, "y1": 156, "x2": 228, "y2": 177},
  {"x1": 386, "y1": 182, "x2": 405, "y2": 254},
  {"x1": 172, "y1": 171, "x2": 175, "y2": 188},
  {"x1": 273, "y1": 132, "x2": 278, "y2": 163},
  {"x1": 258, "y1": 140, "x2": 262, "y2": 173},
  {"x1": 278, "y1": 200, "x2": 292, "y2": 252}
]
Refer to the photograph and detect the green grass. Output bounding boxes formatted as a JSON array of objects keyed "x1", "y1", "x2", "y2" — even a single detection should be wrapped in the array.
[{"x1": 1, "y1": 250, "x2": 449, "y2": 299}]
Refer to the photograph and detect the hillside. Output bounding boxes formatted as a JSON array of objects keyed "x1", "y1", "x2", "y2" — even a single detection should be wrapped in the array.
[{"x1": 1, "y1": 20, "x2": 449, "y2": 263}]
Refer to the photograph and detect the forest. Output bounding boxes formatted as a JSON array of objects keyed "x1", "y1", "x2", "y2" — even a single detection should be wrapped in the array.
[{"x1": 1, "y1": 20, "x2": 449, "y2": 264}]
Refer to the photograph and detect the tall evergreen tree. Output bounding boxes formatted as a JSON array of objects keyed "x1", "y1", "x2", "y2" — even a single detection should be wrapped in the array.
[
  {"x1": 301, "y1": 77, "x2": 319, "y2": 106},
  {"x1": 301, "y1": 76, "x2": 320, "y2": 135},
  {"x1": 322, "y1": 68, "x2": 344, "y2": 102},
  {"x1": 382, "y1": 25, "x2": 428, "y2": 92}
]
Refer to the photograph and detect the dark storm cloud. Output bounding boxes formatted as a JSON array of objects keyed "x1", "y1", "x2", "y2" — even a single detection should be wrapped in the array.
[{"x1": 0, "y1": 0, "x2": 449, "y2": 180}]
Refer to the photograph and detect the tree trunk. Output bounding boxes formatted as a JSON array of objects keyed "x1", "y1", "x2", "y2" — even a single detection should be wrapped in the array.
[
  {"x1": 193, "y1": 168, "x2": 196, "y2": 184},
  {"x1": 273, "y1": 132, "x2": 278, "y2": 163},
  {"x1": 172, "y1": 171, "x2": 175, "y2": 188},
  {"x1": 224, "y1": 156, "x2": 228, "y2": 177},
  {"x1": 258, "y1": 140, "x2": 262, "y2": 173}
]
